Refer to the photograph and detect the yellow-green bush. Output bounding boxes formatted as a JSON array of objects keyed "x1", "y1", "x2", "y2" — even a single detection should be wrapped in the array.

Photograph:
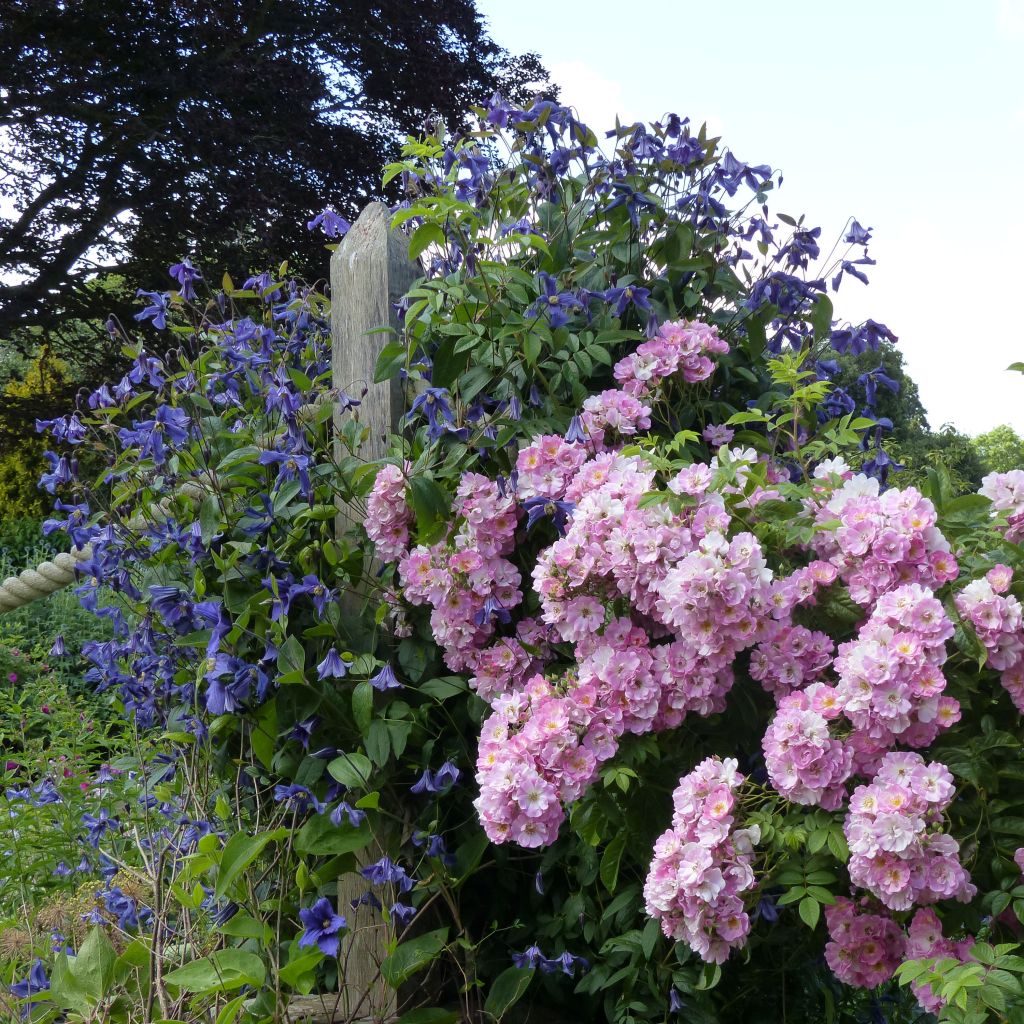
[{"x1": 0, "y1": 350, "x2": 71, "y2": 517}]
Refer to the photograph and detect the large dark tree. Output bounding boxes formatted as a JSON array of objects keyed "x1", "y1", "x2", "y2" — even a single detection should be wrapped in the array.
[{"x1": 0, "y1": 0, "x2": 551, "y2": 382}]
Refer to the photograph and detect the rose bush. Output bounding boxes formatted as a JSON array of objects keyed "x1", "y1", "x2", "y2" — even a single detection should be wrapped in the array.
[{"x1": 17, "y1": 94, "x2": 1024, "y2": 1024}]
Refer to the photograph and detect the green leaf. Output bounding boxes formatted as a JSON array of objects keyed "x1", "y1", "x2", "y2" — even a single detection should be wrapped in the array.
[
  {"x1": 49, "y1": 954, "x2": 92, "y2": 1014},
  {"x1": 398, "y1": 638, "x2": 432, "y2": 682},
  {"x1": 408, "y1": 475, "x2": 451, "y2": 545},
  {"x1": 215, "y1": 994, "x2": 249, "y2": 1024},
  {"x1": 328, "y1": 751, "x2": 374, "y2": 789},
  {"x1": 409, "y1": 222, "x2": 446, "y2": 260},
  {"x1": 992, "y1": 817, "x2": 1024, "y2": 837},
  {"x1": 381, "y1": 928, "x2": 448, "y2": 988},
  {"x1": 806, "y1": 828, "x2": 828, "y2": 854},
  {"x1": 220, "y1": 915, "x2": 272, "y2": 943},
  {"x1": 199, "y1": 492, "x2": 221, "y2": 546},
  {"x1": 68, "y1": 927, "x2": 117, "y2": 1002},
  {"x1": 352, "y1": 680, "x2": 374, "y2": 734},
  {"x1": 809, "y1": 294, "x2": 834, "y2": 340},
  {"x1": 799, "y1": 896, "x2": 821, "y2": 930},
  {"x1": 420, "y1": 676, "x2": 467, "y2": 701},
  {"x1": 641, "y1": 917, "x2": 660, "y2": 960},
  {"x1": 277, "y1": 635, "x2": 306, "y2": 681},
  {"x1": 294, "y1": 815, "x2": 372, "y2": 855},
  {"x1": 826, "y1": 829, "x2": 849, "y2": 862},
  {"x1": 374, "y1": 341, "x2": 407, "y2": 383},
  {"x1": 523, "y1": 333, "x2": 542, "y2": 367},
  {"x1": 696, "y1": 963, "x2": 722, "y2": 991},
  {"x1": 396, "y1": 1011, "x2": 460, "y2": 1024},
  {"x1": 251, "y1": 698, "x2": 278, "y2": 770},
  {"x1": 366, "y1": 719, "x2": 391, "y2": 767},
  {"x1": 115, "y1": 939, "x2": 151, "y2": 973},
  {"x1": 216, "y1": 828, "x2": 288, "y2": 899},
  {"x1": 453, "y1": 830, "x2": 490, "y2": 882},
  {"x1": 279, "y1": 950, "x2": 324, "y2": 987},
  {"x1": 599, "y1": 831, "x2": 627, "y2": 894},
  {"x1": 387, "y1": 718, "x2": 411, "y2": 759},
  {"x1": 484, "y1": 966, "x2": 534, "y2": 1020},
  {"x1": 164, "y1": 949, "x2": 266, "y2": 995}
]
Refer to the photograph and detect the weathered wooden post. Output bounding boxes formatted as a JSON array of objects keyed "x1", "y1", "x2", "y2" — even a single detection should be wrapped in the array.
[
  {"x1": 326, "y1": 202, "x2": 420, "y2": 1023},
  {"x1": 332, "y1": 202, "x2": 420, "y2": 465}
]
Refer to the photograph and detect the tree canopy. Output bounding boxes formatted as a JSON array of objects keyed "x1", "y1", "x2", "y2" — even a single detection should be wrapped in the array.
[
  {"x1": 972, "y1": 423, "x2": 1024, "y2": 474},
  {"x1": 0, "y1": 0, "x2": 551, "y2": 360}
]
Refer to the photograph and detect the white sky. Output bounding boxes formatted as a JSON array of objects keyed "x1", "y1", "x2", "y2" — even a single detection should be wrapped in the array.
[{"x1": 476, "y1": 0, "x2": 1024, "y2": 436}]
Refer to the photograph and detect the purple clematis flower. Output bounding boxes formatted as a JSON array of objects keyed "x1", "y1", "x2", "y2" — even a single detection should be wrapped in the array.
[
  {"x1": 289, "y1": 717, "x2": 318, "y2": 751},
  {"x1": 602, "y1": 283, "x2": 651, "y2": 318},
  {"x1": 369, "y1": 663, "x2": 401, "y2": 691},
  {"x1": 522, "y1": 497, "x2": 575, "y2": 534},
  {"x1": 410, "y1": 760, "x2": 460, "y2": 795},
  {"x1": 532, "y1": 272, "x2": 582, "y2": 329},
  {"x1": 134, "y1": 290, "x2": 170, "y2": 329},
  {"x1": 169, "y1": 259, "x2": 202, "y2": 301},
  {"x1": 317, "y1": 649, "x2": 348, "y2": 679},
  {"x1": 258, "y1": 450, "x2": 312, "y2": 497},
  {"x1": 408, "y1": 388, "x2": 457, "y2": 440},
  {"x1": 298, "y1": 896, "x2": 347, "y2": 956},
  {"x1": 10, "y1": 959, "x2": 49, "y2": 1000},
  {"x1": 359, "y1": 857, "x2": 415, "y2": 892},
  {"x1": 307, "y1": 208, "x2": 351, "y2": 238}
]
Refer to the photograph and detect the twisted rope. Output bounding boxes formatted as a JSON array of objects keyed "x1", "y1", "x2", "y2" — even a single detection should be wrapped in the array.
[
  {"x1": 0, "y1": 547, "x2": 93, "y2": 613},
  {"x1": 0, "y1": 481, "x2": 212, "y2": 615}
]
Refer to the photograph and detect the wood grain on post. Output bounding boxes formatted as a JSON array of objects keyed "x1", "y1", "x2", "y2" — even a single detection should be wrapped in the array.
[
  {"x1": 328, "y1": 201, "x2": 420, "y2": 1023},
  {"x1": 331, "y1": 202, "x2": 420, "y2": 465}
]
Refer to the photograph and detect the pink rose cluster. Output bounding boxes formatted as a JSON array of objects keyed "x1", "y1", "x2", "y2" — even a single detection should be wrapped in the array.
[
  {"x1": 613, "y1": 318, "x2": 729, "y2": 396},
  {"x1": 760, "y1": 582, "x2": 962, "y2": 813},
  {"x1": 654, "y1": 529, "x2": 773, "y2": 653},
  {"x1": 749, "y1": 622, "x2": 834, "y2": 697},
  {"x1": 514, "y1": 434, "x2": 589, "y2": 501},
  {"x1": 955, "y1": 566, "x2": 1024, "y2": 713},
  {"x1": 474, "y1": 610, "x2": 748, "y2": 849},
  {"x1": 466, "y1": 617, "x2": 553, "y2": 702},
  {"x1": 824, "y1": 897, "x2": 906, "y2": 988},
  {"x1": 904, "y1": 907, "x2": 976, "y2": 1013},
  {"x1": 826, "y1": 899, "x2": 975, "y2": 1011},
  {"x1": 474, "y1": 673, "x2": 614, "y2": 847},
  {"x1": 763, "y1": 685, "x2": 852, "y2": 809},
  {"x1": 579, "y1": 389, "x2": 652, "y2": 445},
  {"x1": 472, "y1": 443, "x2": 774, "y2": 849},
  {"x1": 532, "y1": 452, "x2": 774, "y2": 724},
  {"x1": 844, "y1": 752, "x2": 974, "y2": 911},
  {"x1": 365, "y1": 463, "x2": 412, "y2": 562},
  {"x1": 370, "y1": 319, "x2": 735, "y2": 702},
  {"x1": 764, "y1": 559, "x2": 839, "y2": 619},
  {"x1": 834, "y1": 583, "x2": 959, "y2": 749},
  {"x1": 574, "y1": 618, "x2": 667, "y2": 736},
  {"x1": 643, "y1": 757, "x2": 759, "y2": 964},
  {"x1": 979, "y1": 469, "x2": 1024, "y2": 543},
  {"x1": 811, "y1": 473, "x2": 958, "y2": 606},
  {"x1": 398, "y1": 473, "x2": 521, "y2": 670}
]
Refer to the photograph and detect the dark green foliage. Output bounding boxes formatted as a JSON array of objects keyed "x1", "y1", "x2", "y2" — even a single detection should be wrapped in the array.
[{"x1": 833, "y1": 342, "x2": 986, "y2": 493}]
